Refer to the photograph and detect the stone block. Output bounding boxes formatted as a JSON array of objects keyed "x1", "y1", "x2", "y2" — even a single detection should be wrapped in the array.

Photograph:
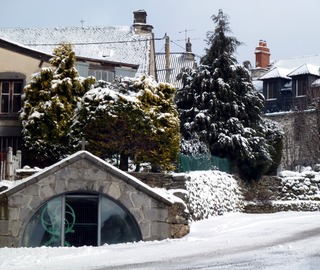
[
  {"x1": 39, "y1": 185, "x2": 54, "y2": 200},
  {"x1": 130, "y1": 192, "x2": 151, "y2": 208},
  {"x1": 139, "y1": 220, "x2": 151, "y2": 240},
  {"x1": 144, "y1": 208, "x2": 168, "y2": 222},
  {"x1": 0, "y1": 220, "x2": 9, "y2": 234},
  {"x1": 10, "y1": 220, "x2": 23, "y2": 237},
  {"x1": 130, "y1": 208, "x2": 144, "y2": 223},
  {"x1": 150, "y1": 221, "x2": 170, "y2": 240},
  {"x1": 108, "y1": 182, "x2": 121, "y2": 199},
  {"x1": 24, "y1": 185, "x2": 40, "y2": 196},
  {"x1": 19, "y1": 207, "x2": 32, "y2": 223},
  {"x1": 171, "y1": 224, "x2": 190, "y2": 238},
  {"x1": 8, "y1": 207, "x2": 19, "y2": 220},
  {"x1": 29, "y1": 195, "x2": 43, "y2": 210},
  {"x1": 118, "y1": 194, "x2": 134, "y2": 211},
  {"x1": 54, "y1": 180, "x2": 67, "y2": 194},
  {"x1": 0, "y1": 235, "x2": 16, "y2": 247}
]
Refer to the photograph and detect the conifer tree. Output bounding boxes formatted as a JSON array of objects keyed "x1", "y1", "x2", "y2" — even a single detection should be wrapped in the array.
[
  {"x1": 72, "y1": 76, "x2": 180, "y2": 172},
  {"x1": 176, "y1": 10, "x2": 282, "y2": 180},
  {"x1": 20, "y1": 43, "x2": 95, "y2": 166}
]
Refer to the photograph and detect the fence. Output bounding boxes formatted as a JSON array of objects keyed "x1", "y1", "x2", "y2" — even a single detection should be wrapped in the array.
[
  {"x1": 177, "y1": 154, "x2": 232, "y2": 174},
  {"x1": 0, "y1": 147, "x2": 21, "y2": 181}
]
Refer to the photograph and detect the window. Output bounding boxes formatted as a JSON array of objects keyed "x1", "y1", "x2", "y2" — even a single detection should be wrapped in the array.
[
  {"x1": 296, "y1": 79, "x2": 307, "y2": 96},
  {"x1": 21, "y1": 192, "x2": 142, "y2": 247},
  {"x1": 89, "y1": 70, "x2": 115, "y2": 82},
  {"x1": 0, "y1": 80, "x2": 23, "y2": 114},
  {"x1": 266, "y1": 82, "x2": 277, "y2": 100}
]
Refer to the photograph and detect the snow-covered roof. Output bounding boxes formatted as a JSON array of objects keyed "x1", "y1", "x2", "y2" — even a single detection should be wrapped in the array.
[
  {"x1": 0, "y1": 26, "x2": 152, "y2": 76},
  {"x1": 260, "y1": 55, "x2": 320, "y2": 80},
  {"x1": 0, "y1": 151, "x2": 174, "y2": 205},
  {"x1": 287, "y1": 63, "x2": 320, "y2": 77},
  {"x1": 272, "y1": 55, "x2": 320, "y2": 70},
  {"x1": 260, "y1": 67, "x2": 291, "y2": 80}
]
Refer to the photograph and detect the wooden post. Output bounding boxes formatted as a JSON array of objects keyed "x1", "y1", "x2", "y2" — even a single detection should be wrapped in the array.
[{"x1": 165, "y1": 35, "x2": 170, "y2": 83}]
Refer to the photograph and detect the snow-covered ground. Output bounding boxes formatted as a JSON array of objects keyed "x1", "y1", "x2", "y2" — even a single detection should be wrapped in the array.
[{"x1": 1, "y1": 211, "x2": 320, "y2": 270}]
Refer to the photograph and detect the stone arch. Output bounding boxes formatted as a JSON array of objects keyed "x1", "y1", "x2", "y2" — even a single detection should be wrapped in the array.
[{"x1": 20, "y1": 191, "x2": 142, "y2": 247}]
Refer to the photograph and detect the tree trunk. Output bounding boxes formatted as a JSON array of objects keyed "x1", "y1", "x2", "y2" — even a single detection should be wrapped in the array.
[{"x1": 119, "y1": 153, "x2": 129, "y2": 171}]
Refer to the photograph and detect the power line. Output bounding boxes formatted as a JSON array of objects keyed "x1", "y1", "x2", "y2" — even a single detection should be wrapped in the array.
[{"x1": 25, "y1": 36, "x2": 166, "y2": 46}]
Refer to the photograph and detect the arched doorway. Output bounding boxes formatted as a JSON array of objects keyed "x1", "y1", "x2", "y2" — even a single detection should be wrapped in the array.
[{"x1": 21, "y1": 192, "x2": 142, "y2": 247}]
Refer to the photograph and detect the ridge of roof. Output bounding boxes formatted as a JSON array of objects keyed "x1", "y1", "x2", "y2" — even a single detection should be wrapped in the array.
[
  {"x1": 287, "y1": 63, "x2": 320, "y2": 77},
  {"x1": 0, "y1": 151, "x2": 174, "y2": 205}
]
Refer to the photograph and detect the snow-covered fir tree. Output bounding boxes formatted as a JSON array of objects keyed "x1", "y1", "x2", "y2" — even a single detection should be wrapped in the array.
[
  {"x1": 20, "y1": 43, "x2": 95, "y2": 166},
  {"x1": 72, "y1": 75, "x2": 180, "y2": 172},
  {"x1": 176, "y1": 10, "x2": 282, "y2": 180}
]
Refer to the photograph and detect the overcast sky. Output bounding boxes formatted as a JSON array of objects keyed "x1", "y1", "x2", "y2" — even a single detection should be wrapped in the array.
[{"x1": 1, "y1": 0, "x2": 320, "y2": 66}]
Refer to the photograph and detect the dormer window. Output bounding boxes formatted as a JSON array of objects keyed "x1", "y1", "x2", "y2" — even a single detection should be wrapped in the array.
[
  {"x1": 266, "y1": 81, "x2": 277, "y2": 100},
  {"x1": 295, "y1": 78, "x2": 307, "y2": 97}
]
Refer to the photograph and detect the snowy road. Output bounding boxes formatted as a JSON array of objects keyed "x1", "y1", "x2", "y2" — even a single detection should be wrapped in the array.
[
  {"x1": 98, "y1": 212, "x2": 320, "y2": 270},
  {"x1": 1, "y1": 211, "x2": 320, "y2": 270}
]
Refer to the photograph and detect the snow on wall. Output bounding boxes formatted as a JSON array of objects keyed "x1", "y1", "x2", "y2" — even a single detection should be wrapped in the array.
[
  {"x1": 183, "y1": 170, "x2": 244, "y2": 221},
  {"x1": 278, "y1": 169, "x2": 320, "y2": 201}
]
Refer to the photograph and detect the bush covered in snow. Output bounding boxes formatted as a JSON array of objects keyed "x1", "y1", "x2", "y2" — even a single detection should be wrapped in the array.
[{"x1": 184, "y1": 170, "x2": 244, "y2": 220}]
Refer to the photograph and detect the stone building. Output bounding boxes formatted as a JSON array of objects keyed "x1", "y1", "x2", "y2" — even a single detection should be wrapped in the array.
[{"x1": 0, "y1": 151, "x2": 189, "y2": 247}]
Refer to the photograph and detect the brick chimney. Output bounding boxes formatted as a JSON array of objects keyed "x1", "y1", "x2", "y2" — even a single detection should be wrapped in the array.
[
  {"x1": 133, "y1": 10, "x2": 153, "y2": 34},
  {"x1": 186, "y1": 37, "x2": 192, "y2": 52},
  {"x1": 255, "y1": 40, "x2": 270, "y2": 68}
]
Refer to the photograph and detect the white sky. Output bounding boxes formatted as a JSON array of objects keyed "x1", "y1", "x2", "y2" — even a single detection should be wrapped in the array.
[{"x1": 1, "y1": 0, "x2": 320, "y2": 66}]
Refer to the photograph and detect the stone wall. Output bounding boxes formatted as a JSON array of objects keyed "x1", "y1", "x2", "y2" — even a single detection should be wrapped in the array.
[
  {"x1": 244, "y1": 172, "x2": 320, "y2": 213},
  {"x1": 131, "y1": 172, "x2": 320, "y2": 216},
  {"x1": 129, "y1": 172, "x2": 186, "y2": 190},
  {"x1": 265, "y1": 110, "x2": 318, "y2": 170}
]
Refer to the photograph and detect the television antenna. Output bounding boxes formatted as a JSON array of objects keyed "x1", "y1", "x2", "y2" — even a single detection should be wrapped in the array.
[{"x1": 178, "y1": 29, "x2": 195, "y2": 44}]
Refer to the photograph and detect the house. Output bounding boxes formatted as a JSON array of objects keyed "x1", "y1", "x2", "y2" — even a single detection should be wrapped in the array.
[
  {"x1": 0, "y1": 10, "x2": 156, "y2": 168},
  {"x1": 252, "y1": 41, "x2": 320, "y2": 169},
  {"x1": 252, "y1": 40, "x2": 320, "y2": 113},
  {"x1": 0, "y1": 150, "x2": 189, "y2": 247}
]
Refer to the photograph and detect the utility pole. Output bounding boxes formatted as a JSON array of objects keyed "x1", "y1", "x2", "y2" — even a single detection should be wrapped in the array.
[{"x1": 165, "y1": 34, "x2": 170, "y2": 83}]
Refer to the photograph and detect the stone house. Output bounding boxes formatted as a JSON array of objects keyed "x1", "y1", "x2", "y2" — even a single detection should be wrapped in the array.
[{"x1": 0, "y1": 151, "x2": 189, "y2": 247}]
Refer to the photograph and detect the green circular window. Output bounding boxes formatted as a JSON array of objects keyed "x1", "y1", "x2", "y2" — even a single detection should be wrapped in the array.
[{"x1": 21, "y1": 192, "x2": 142, "y2": 247}]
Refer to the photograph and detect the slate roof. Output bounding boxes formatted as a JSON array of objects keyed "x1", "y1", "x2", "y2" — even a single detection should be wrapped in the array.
[
  {"x1": 287, "y1": 63, "x2": 320, "y2": 77},
  {"x1": 260, "y1": 55, "x2": 320, "y2": 80},
  {"x1": 0, "y1": 26, "x2": 152, "y2": 76},
  {"x1": 260, "y1": 67, "x2": 291, "y2": 80},
  {"x1": 156, "y1": 52, "x2": 196, "y2": 88}
]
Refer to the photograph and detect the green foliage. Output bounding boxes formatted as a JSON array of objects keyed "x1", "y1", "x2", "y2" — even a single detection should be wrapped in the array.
[
  {"x1": 72, "y1": 75, "x2": 180, "y2": 171},
  {"x1": 177, "y1": 10, "x2": 282, "y2": 181},
  {"x1": 20, "y1": 43, "x2": 95, "y2": 166}
]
